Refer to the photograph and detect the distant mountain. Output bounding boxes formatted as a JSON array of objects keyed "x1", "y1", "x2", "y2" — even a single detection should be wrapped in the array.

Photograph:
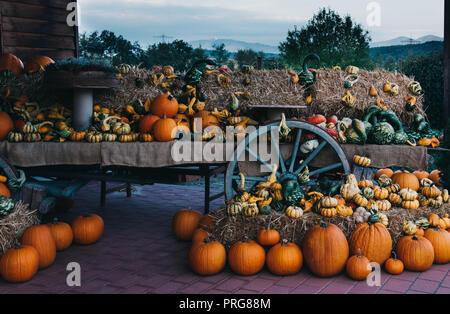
[
  {"x1": 190, "y1": 39, "x2": 279, "y2": 54},
  {"x1": 370, "y1": 41, "x2": 443, "y2": 61},
  {"x1": 371, "y1": 35, "x2": 443, "y2": 48}
]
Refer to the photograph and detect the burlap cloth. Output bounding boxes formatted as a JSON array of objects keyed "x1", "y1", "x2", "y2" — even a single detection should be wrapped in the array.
[{"x1": 0, "y1": 141, "x2": 427, "y2": 170}]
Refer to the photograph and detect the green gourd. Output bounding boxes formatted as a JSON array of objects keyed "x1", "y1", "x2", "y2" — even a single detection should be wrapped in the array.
[
  {"x1": 370, "y1": 122, "x2": 395, "y2": 145},
  {"x1": 298, "y1": 54, "x2": 320, "y2": 86}
]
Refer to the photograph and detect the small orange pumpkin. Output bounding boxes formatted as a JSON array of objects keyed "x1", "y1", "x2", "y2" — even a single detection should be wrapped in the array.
[
  {"x1": 256, "y1": 229, "x2": 280, "y2": 246},
  {"x1": 71, "y1": 214, "x2": 104, "y2": 245},
  {"x1": 47, "y1": 218, "x2": 73, "y2": 251},
  {"x1": 172, "y1": 209, "x2": 202, "y2": 241},
  {"x1": 153, "y1": 115, "x2": 178, "y2": 142},
  {"x1": 24, "y1": 56, "x2": 55, "y2": 73},
  {"x1": 0, "y1": 53, "x2": 24, "y2": 75},
  {"x1": 151, "y1": 94, "x2": 179, "y2": 118}
]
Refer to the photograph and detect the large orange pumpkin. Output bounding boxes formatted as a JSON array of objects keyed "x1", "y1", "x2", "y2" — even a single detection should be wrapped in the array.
[
  {"x1": 0, "y1": 53, "x2": 24, "y2": 75},
  {"x1": 151, "y1": 94, "x2": 178, "y2": 118},
  {"x1": 153, "y1": 115, "x2": 178, "y2": 142},
  {"x1": 71, "y1": 214, "x2": 104, "y2": 245},
  {"x1": 266, "y1": 239, "x2": 303, "y2": 275},
  {"x1": 189, "y1": 238, "x2": 226, "y2": 276},
  {"x1": 21, "y1": 225, "x2": 56, "y2": 269},
  {"x1": 0, "y1": 111, "x2": 14, "y2": 141},
  {"x1": 138, "y1": 115, "x2": 160, "y2": 133},
  {"x1": 0, "y1": 183, "x2": 11, "y2": 198},
  {"x1": 423, "y1": 227, "x2": 450, "y2": 264},
  {"x1": 392, "y1": 172, "x2": 420, "y2": 191},
  {"x1": 172, "y1": 209, "x2": 202, "y2": 241},
  {"x1": 47, "y1": 218, "x2": 73, "y2": 251},
  {"x1": 302, "y1": 222, "x2": 349, "y2": 277},
  {"x1": 228, "y1": 239, "x2": 266, "y2": 276},
  {"x1": 0, "y1": 245, "x2": 39, "y2": 283},
  {"x1": 396, "y1": 235, "x2": 434, "y2": 272},
  {"x1": 24, "y1": 56, "x2": 55, "y2": 73},
  {"x1": 350, "y1": 220, "x2": 392, "y2": 265}
]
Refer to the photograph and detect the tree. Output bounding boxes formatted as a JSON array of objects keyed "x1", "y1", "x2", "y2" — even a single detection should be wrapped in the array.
[
  {"x1": 211, "y1": 43, "x2": 231, "y2": 65},
  {"x1": 279, "y1": 8, "x2": 372, "y2": 70},
  {"x1": 234, "y1": 49, "x2": 258, "y2": 68},
  {"x1": 400, "y1": 51, "x2": 444, "y2": 129}
]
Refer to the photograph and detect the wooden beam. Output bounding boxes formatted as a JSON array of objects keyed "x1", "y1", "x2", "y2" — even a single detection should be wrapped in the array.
[
  {"x1": 445, "y1": 0, "x2": 450, "y2": 123},
  {"x1": 0, "y1": 8, "x2": 3, "y2": 54}
]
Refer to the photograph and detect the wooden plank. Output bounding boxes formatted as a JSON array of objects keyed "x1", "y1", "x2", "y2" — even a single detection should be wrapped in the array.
[
  {"x1": 2, "y1": 16, "x2": 75, "y2": 36},
  {"x1": 0, "y1": 9, "x2": 3, "y2": 54},
  {"x1": 3, "y1": 32, "x2": 75, "y2": 49},
  {"x1": 0, "y1": 1, "x2": 68, "y2": 23},
  {"x1": 2, "y1": 46, "x2": 75, "y2": 61},
  {"x1": 4, "y1": 0, "x2": 73, "y2": 10}
]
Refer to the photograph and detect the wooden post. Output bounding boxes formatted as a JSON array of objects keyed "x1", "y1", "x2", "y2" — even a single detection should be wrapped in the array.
[{"x1": 445, "y1": 0, "x2": 450, "y2": 123}]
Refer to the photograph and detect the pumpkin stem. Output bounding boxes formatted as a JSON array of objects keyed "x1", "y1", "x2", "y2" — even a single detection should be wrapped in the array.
[
  {"x1": 412, "y1": 235, "x2": 419, "y2": 241},
  {"x1": 281, "y1": 239, "x2": 289, "y2": 246},
  {"x1": 357, "y1": 248, "x2": 362, "y2": 258},
  {"x1": 203, "y1": 237, "x2": 211, "y2": 244},
  {"x1": 391, "y1": 251, "x2": 397, "y2": 260},
  {"x1": 320, "y1": 222, "x2": 327, "y2": 228},
  {"x1": 52, "y1": 217, "x2": 59, "y2": 224}
]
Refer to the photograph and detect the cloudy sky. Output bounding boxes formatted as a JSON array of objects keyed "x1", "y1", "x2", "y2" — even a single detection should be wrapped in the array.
[{"x1": 77, "y1": 0, "x2": 444, "y2": 47}]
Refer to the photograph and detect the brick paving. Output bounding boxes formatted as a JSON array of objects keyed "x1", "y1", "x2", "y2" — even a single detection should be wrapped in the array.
[{"x1": 0, "y1": 182, "x2": 449, "y2": 294}]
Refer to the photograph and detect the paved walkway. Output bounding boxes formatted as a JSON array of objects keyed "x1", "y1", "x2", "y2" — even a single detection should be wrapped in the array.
[{"x1": 1, "y1": 182, "x2": 449, "y2": 294}]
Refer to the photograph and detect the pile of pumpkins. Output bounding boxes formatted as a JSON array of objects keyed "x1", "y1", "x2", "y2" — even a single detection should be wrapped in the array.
[
  {"x1": 0, "y1": 53, "x2": 55, "y2": 76},
  {"x1": 0, "y1": 214, "x2": 104, "y2": 283},
  {"x1": 172, "y1": 208, "x2": 450, "y2": 279}
]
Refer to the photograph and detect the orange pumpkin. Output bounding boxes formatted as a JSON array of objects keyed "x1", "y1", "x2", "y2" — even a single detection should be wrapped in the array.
[
  {"x1": 256, "y1": 229, "x2": 280, "y2": 246},
  {"x1": 192, "y1": 227, "x2": 210, "y2": 243},
  {"x1": 396, "y1": 235, "x2": 434, "y2": 272},
  {"x1": 302, "y1": 222, "x2": 349, "y2": 277},
  {"x1": 71, "y1": 214, "x2": 104, "y2": 245},
  {"x1": 151, "y1": 94, "x2": 179, "y2": 118},
  {"x1": 346, "y1": 249, "x2": 371, "y2": 281},
  {"x1": 198, "y1": 214, "x2": 215, "y2": 231},
  {"x1": 413, "y1": 170, "x2": 429, "y2": 181},
  {"x1": 47, "y1": 218, "x2": 73, "y2": 251},
  {"x1": 193, "y1": 111, "x2": 219, "y2": 131},
  {"x1": 350, "y1": 221, "x2": 392, "y2": 265},
  {"x1": 384, "y1": 253, "x2": 404, "y2": 275},
  {"x1": 21, "y1": 225, "x2": 56, "y2": 269},
  {"x1": 423, "y1": 227, "x2": 450, "y2": 264},
  {"x1": 0, "y1": 245, "x2": 39, "y2": 283},
  {"x1": 0, "y1": 182, "x2": 11, "y2": 198},
  {"x1": 153, "y1": 115, "x2": 177, "y2": 142},
  {"x1": 0, "y1": 111, "x2": 14, "y2": 141},
  {"x1": 174, "y1": 114, "x2": 191, "y2": 130},
  {"x1": 0, "y1": 53, "x2": 24, "y2": 75},
  {"x1": 24, "y1": 56, "x2": 55, "y2": 73},
  {"x1": 429, "y1": 170, "x2": 443, "y2": 186},
  {"x1": 392, "y1": 172, "x2": 420, "y2": 191},
  {"x1": 172, "y1": 209, "x2": 202, "y2": 241},
  {"x1": 228, "y1": 239, "x2": 266, "y2": 276},
  {"x1": 266, "y1": 239, "x2": 303, "y2": 275},
  {"x1": 375, "y1": 168, "x2": 394, "y2": 180},
  {"x1": 138, "y1": 115, "x2": 160, "y2": 133},
  {"x1": 189, "y1": 238, "x2": 226, "y2": 276}
]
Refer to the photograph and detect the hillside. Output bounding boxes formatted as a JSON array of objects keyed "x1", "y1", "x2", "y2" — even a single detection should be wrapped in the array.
[
  {"x1": 370, "y1": 41, "x2": 444, "y2": 61},
  {"x1": 190, "y1": 39, "x2": 279, "y2": 54}
]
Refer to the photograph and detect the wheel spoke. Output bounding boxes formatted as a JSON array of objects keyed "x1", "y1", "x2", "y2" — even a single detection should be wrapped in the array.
[
  {"x1": 289, "y1": 129, "x2": 303, "y2": 172},
  {"x1": 294, "y1": 141, "x2": 327, "y2": 175},
  {"x1": 245, "y1": 147, "x2": 273, "y2": 172},
  {"x1": 232, "y1": 175, "x2": 268, "y2": 182},
  {"x1": 271, "y1": 128, "x2": 286, "y2": 173},
  {"x1": 309, "y1": 163, "x2": 343, "y2": 176}
]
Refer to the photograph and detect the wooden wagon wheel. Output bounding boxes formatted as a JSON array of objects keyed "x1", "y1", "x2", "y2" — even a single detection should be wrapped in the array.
[{"x1": 224, "y1": 119, "x2": 351, "y2": 201}]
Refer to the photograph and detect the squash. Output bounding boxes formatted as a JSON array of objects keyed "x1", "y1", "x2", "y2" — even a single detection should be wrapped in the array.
[
  {"x1": 336, "y1": 204, "x2": 353, "y2": 216},
  {"x1": 386, "y1": 184, "x2": 401, "y2": 194},
  {"x1": 21, "y1": 225, "x2": 56, "y2": 269},
  {"x1": 172, "y1": 209, "x2": 202, "y2": 241},
  {"x1": 370, "y1": 122, "x2": 395, "y2": 145},
  {"x1": 353, "y1": 155, "x2": 371, "y2": 167},
  {"x1": 227, "y1": 202, "x2": 245, "y2": 216},
  {"x1": 138, "y1": 115, "x2": 160, "y2": 133},
  {"x1": 103, "y1": 133, "x2": 117, "y2": 142},
  {"x1": 421, "y1": 185, "x2": 442, "y2": 198},
  {"x1": 151, "y1": 94, "x2": 179, "y2": 118},
  {"x1": 402, "y1": 200, "x2": 420, "y2": 210},
  {"x1": 376, "y1": 200, "x2": 392, "y2": 211},
  {"x1": 0, "y1": 245, "x2": 39, "y2": 283},
  {"x1": 353, "y1": 194, "x2": 368, "y2": 207},
  {"x1": 389, "y1": 193, "x2": 402, "y2": 206},
  {"x1": 320, "y1": 207, "x2": 337, "y2": 217},
  {"x1": 392, "y1": 172, "x2": 420, "y2": 191},
  {"x1": 362, "y1": 187, "x2": 374, "y2": 200},
  {"x1": 70, "y1": 131, "x2": 86, "y2": 142},
  {"x1": 403, "y1": 221, "x2": 418, "y2": 236},
  {"x1": 375, "y1": 168, "x2": 394, "y2": 179},
  {"x1": 373, "y1": 186, "x2": 389, "y2": 200},
  {"x1": 377, "y1": 174, "x2": 393, "y2": 188},
  {"x1": 346, "y1": 249, "x2": 371, "y2": 281},
  {"x1": 243, "y1": 203, "x2": 259, "y2": 217},
  {"x1": 286, "y1": 206, "x2": 303, "y2": 219},
  {"x1": 47, "y1": 218, "x2": 73, "y2": 251},
  {"x1": 423, "y1": 227, "x2": 450, "y2": 264},
  {"x1": 0, "y1": 53, "x2": 24, "y2": 75},
  {"x1": 24, "y1": 56, "x2": 54, "y2": 73},
  {"x1": 384, "y1": 253, "x2": 404, "y2": 275},
  {"x1": 86, "y1": 132, "x2": 103, "y2": 143},
  {"x1": 257, "y1": 229, "x2": 280, "y2": 246},
  {"x1": 153, "y1": 115, "x2": 177, "y2": 142},
  {"x1": 358, "y1": 180, "x2": 373, "y2": 188},
  {"x1": 429, "y1": 170, "x2": 442, "y2": 186},
  {"x1": 399, "y1": 188, "x2": 418, "y2": 201}
]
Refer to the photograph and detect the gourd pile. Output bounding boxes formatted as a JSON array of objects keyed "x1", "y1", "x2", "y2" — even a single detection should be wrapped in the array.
[
  {"x1": 173, "y1": 208, "x2": 450, "y2": 280},
  {"x1": 0, "y1": 214, "x2": 104, "y2": 283}
]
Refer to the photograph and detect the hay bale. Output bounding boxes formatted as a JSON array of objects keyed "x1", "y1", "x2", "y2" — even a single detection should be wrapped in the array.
[
  {"x1": 210, "y1": 204, "x2": 449, "y2": 250},
  {"x1": 0, "y1": 201, "x2": 39, "y2": 256}
]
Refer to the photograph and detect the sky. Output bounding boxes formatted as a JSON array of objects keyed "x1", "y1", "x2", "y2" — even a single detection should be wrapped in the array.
[{"x1": 77, "y1": 0, "x2": 445, "y2": 47}]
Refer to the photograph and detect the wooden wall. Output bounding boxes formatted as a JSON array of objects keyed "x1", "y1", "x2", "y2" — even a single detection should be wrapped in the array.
[
  {"x1": 0, "y1": 0, "x2": 78, "y2": 62},
  {"x1": 445, "y1": 0, "x2": 450, "y2": 123}
]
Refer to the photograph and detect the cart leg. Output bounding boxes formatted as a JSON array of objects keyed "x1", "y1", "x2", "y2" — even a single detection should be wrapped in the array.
[
  {"x1": 101, "y1": 181, "x2": 106, "y2": 207},
  {"x1": 204, "y1": 165, "x2": 210, "y2": 214},
  {"x1": 126, "y1": 183, "x2": 132, "y2": 198}
]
